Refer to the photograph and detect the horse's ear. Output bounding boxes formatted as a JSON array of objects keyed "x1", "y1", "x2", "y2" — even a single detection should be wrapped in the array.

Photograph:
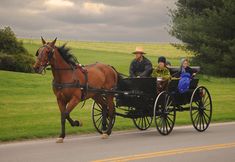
[
  {"x1": 41, "y1": 36, "x2": 46, "y2": 45},
  {"x1": 51, "y1": 37, "x2": 57, "y2": 46}
]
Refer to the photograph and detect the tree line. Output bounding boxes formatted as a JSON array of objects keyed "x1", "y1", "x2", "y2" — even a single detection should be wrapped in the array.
[{"x1": 170, "y1": 0, "x2": 235, "y2": 77}]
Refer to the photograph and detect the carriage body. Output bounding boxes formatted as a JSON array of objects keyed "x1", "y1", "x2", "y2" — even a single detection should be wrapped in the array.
[
  {"x1": 92, "y1": 67, "x2": 212, "y2": 135},
  {"x1": 116, "y1": 77, "x2": 157, "y2": 109}
]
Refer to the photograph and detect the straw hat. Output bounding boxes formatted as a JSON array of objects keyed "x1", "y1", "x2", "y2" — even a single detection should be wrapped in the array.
[{"x1": 132, "y1": 47, "x2": 146, "y2": 54}]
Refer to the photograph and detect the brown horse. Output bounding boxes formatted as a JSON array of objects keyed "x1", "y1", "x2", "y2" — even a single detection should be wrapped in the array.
[{"x1": 33, "y1": 37, "x2": 118, "y2": 143}]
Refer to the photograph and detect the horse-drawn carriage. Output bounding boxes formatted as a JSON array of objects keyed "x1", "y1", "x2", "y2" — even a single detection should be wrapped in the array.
[
  {"x1": 92, "y1": 66, "x2": 212, "y2": 135},
  {"x1": 34, "y1": 38, "x2": 212, "y2": 142}
]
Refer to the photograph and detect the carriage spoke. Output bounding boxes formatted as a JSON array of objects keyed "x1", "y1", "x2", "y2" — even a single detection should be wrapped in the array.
[
  {"x1": 192, "y1": 110, "x2": 199, "y2": 116},
  {"x1": 96, "y1": 103, "x2": 103, "y2": 109},
  {"x1": 94, "y1": 113, "x2": 102, "y2": 117},
  {"x1": 203, "y1": 96, "x2": 209, "y2": 105},
  {"x1": 164, "y1": 118, "x2": 169, "y2": 133},
  {"x1": 140, "y1": 119, "x2": 143, "y2": 129},
  {"x1": 144, "y1": 117, "x2": 147, "y2": 128},
  {"x1": 203, "y1": 111, "x2": 210, "y2": 120},
  {"x1": 167, "y1": 116, "x2": 174, "y2": 126},
  {"x1": 97, "y1": 118, "x2": 102, "y2": 129},
  {"x1": 162, "y1": 118, "x2": 165, "y2": 133},
  {"x1": 94, "y1": 107, "x2": 102, "y2": 112},
  {"x1": 158, "y1": 117, "x2": 163, "y2": 129},
  {"x1": 202, "y1": 112, "x2": 209, "y2": 126},
  {"x1": 204, "y1": 103, "x2": 211, "y2": 108},
  {"x1": 165, "y1": 117, "x2": 171, "y2": 130},
  {"x1": 195, "y1": 113, "x2": 200, "y2": 128},
  {"x1": 201, "y1": 113, "x2": 205, "y2": 130},
  {"x1": 165, "y1": 117, "x2": 172, "y2": 130},
  {"x1": 193, "y1": 111, "x2": 200, "y2": 124},
  {"x1": 146, "y1": 116, "x2": 150, "y2": 125},
  {"x1": 195, "y1": 101, "x2": 200, "y2": 107},
  {"x1": 95, "y1": 115, "x2": 102, "y2": 123},
  {"x1": 198, "y1": 115, "x2": 201, "y2": 130}
]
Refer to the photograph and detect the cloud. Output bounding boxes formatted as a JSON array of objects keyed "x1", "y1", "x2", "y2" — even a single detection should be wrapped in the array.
[
  {"x1": 44, "y1": 0, "x2": 74, "y2": 10},
  {"x1": 0, "y1": 0, "x2": 178, "y2": 42}
]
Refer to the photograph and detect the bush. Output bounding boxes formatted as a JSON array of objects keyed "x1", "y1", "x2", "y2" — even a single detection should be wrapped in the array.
[{"x1": 0, "y1": 27, "x2": 35, "y2": 73}]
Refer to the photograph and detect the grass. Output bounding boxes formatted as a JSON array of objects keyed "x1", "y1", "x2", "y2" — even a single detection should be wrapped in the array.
[{"x1": 0, "y1": 39, "x2": 235, "y2": 142}]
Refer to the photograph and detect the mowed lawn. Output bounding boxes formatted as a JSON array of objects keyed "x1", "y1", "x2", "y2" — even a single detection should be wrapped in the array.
[{"x1": 0, "y1": 40, "x2": 235, "y2": 142}]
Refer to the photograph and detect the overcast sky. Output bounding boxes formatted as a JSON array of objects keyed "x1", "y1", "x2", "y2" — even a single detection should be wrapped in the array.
[{"x1": 0, "y1": 0, "x2": 178, "y2": 42}]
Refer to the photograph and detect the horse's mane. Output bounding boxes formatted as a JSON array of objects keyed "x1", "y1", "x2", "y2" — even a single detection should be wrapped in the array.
[{"x1": 57, "y1": 44, "x2": 79, "y2": 66}]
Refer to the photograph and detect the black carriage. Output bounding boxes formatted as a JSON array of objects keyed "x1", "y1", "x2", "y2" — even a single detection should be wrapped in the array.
[{"x1": 92, "y1": 67, "x2": 212, "y2": 135}]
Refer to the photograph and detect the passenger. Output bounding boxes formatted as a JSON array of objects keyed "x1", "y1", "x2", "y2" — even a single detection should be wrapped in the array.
[
  {"x1": 177, "y1": 58, "x2": 196, "y2": 93},
  {"x1": 152, "y1": 56, "x2": 171, "y2": 93},
  {"x1": 177, "y1": 58, "x2": 196, "y2": 78},
  {"x1": 151, "y1": 56, "x2": 171, "y2": 80},
  {"x1": 129, "y1": 47, "x2": 152, "y2": 78}
]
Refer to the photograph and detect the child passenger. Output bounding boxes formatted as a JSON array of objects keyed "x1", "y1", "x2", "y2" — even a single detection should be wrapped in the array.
[
  {"x1": 152, "y1": 56, "x2": 171, "y2": 93},
  {"x1": 151, "y1": 56, "x2": 171, "y2": 80}
]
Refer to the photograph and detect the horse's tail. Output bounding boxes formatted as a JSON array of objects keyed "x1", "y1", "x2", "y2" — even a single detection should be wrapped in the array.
[{"x1": 109, "y1": 66, "x2": 126, "y2": 85}]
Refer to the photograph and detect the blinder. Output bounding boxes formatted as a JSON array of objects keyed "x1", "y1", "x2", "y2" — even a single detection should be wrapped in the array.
[
  {"x1": 35, "y1": 45, "x2": 54, "y2": 61},
  {"x1": 48, "y1": 48, "x2": 54, "y2": 61}
]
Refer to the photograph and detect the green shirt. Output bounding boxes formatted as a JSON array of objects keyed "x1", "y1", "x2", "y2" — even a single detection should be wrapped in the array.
[{"x1": 151, "y1": 66, "x2": 171, "y2": 80}]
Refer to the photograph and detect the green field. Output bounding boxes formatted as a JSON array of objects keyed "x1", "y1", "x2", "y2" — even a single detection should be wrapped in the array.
[{"x1": 0, "y1": 39, "x2": 235, "y2": 142}]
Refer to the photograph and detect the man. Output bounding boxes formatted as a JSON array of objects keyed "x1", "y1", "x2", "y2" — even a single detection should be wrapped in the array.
[{"x1": 129, "y1": 47, "x2": 152, "y2": 78}]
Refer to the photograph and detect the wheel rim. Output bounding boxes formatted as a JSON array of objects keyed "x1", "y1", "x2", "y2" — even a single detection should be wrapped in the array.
[
  {"x1": 190, "y1": 86, "x2": 212, "y2": 132},
  {"x1": 91, "y1": 101, "x2": 115, "y2": 134},
  {"x1": 133, "y1": 115, "x2": 153, "y2": 131},
  {"x1": 154, "y1": 92, "x2": 176, "y2": 135}
]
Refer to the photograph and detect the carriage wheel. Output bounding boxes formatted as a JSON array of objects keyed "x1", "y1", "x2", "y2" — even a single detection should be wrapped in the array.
[
  {"x1": 190, "y1": 86, "x2": 212, "y2": 132},
  {"x1": 154, "y1": 91, "x2": 176, "y2": 135},
  {"x1": 132, "y1": 115, "x2": 153, "y2": 131},
  {"x1": 91, "y1": 101, "x2": 115, "y2": 135}
]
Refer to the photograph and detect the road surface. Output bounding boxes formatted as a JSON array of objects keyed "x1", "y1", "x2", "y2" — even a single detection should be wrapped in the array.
[{"x1": 0, "y1": 122, "x2": 235, "y2": 162}]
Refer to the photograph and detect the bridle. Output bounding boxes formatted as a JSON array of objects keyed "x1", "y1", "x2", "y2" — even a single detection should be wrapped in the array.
[{"x1": 36, "y1": 44, "x2": 76, "y2": 73}]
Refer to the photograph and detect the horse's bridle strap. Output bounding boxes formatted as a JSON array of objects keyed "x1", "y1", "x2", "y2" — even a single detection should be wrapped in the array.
[{"x1": 52, "y1": 81, "x2": 85, "y2": 89}]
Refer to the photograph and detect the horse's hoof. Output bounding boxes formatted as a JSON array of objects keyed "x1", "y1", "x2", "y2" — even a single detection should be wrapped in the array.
[
  {"x1": 74, "y1": 120, "x2": 83, "y2": 127},
  {"x1": 101, "y1": 133, "x2": 109, "y2": 139},
  {"x1": 56, "y1": 138, "x2": 64, "y2": 143}
]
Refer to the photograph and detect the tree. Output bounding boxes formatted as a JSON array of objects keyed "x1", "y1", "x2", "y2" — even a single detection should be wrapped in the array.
[
  {"x1": 0, "y1": 27, "x2": 35, "y2": 73},
  {"x1": 169, "y1": 0, "x2": 235, "y2": 77}
]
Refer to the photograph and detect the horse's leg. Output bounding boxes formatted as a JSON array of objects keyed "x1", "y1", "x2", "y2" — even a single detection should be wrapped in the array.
[
  {"x1": 56, "y1": 96, "x2": 80, "y2": 143},
  {"x1": 106, "y1": 95, "x2": 115, "y2": 135},
  {"x1": 65, "y1": 96, "x2": 81, "y2": 126},
  {"x1": 56, "y1": 99, "x2": 67, "y2": 143}
]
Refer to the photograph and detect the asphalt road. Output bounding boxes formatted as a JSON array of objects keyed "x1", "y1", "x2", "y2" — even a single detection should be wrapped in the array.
[{"x1": 0, "y1": 122, "x2": 235, "y2": 162}]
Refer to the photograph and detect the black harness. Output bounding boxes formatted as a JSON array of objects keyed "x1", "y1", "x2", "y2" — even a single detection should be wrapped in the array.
[{"x1": 52, "y1": 67, "x2": 89, "y2": 101}]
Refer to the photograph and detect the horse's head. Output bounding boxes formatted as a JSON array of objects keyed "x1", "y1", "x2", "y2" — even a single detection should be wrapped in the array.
[{"x1": 33, "y1": 37, "x2": 57, "y2": 74}]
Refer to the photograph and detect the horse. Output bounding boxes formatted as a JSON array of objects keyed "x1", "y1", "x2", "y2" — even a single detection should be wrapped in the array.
[{"x1": 33, "y1": 37, "x2": 119, "y2": 143}]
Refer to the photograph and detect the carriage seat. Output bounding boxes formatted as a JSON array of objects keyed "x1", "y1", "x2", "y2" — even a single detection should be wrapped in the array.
[
  {"x1": 168, "y1": 66, "x2": 200, "y2": 76},
  {"x1": 167, "y1": 78, "x2": 199, "y2": 93}
]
